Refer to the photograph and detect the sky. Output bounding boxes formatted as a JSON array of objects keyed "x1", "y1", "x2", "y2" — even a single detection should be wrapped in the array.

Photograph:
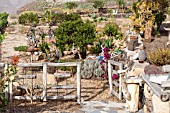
[{"x1": 0, "y1": 0, "x2": 35, "y2": 15}]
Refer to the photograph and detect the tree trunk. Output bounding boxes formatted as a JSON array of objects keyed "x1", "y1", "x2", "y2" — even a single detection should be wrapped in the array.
[{"x1": 78, "y1": 51, "x2": 82, "y2": 60}]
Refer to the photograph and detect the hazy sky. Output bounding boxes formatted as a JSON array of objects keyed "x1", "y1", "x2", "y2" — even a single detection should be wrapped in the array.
[{"x1": 0, "y1": 0, "x2": 35, "y2": 15}]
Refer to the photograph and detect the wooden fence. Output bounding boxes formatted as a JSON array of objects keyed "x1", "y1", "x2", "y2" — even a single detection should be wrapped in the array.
[
  {"x1": 1, "y1": 62, "x2": 82, "y2": 104},
  {"x1": 108, "y1": 60, "x2": 124, "y2": 100}
]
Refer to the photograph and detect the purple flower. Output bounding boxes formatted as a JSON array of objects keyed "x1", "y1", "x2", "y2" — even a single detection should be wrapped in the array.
[
  {"x1": 103, "y1": 47, "x2": 109, "y2": 52},
  {"x1": 104, "y1": 53, "x2": 111, "y2": 60},
  {"x1": 112, "y1": 74, "x2": 119, "y2": 79},
  {"x1": 103, "y1": 73, "x2": 108, "y2": 79},
  {"x1": 101, "y1": 65, "x2": 105, "y2": 70},
  {"x1": 100, "y1": 61, "x2": 104, "y2": 65}
]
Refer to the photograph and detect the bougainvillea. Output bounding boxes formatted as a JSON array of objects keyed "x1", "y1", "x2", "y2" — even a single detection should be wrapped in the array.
[{"x1": 100, "y1": 47, "x2": 119, "y2": 80}]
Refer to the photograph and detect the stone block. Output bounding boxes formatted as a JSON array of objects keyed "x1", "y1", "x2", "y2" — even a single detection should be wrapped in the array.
[{"x1": 152, "y1": 94, "x2": 170, "y2": 113}]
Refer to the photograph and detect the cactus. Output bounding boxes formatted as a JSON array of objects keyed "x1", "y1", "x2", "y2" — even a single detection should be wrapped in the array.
[{"x1": 130, "y1": 1, "x2": 167, "y2": 33}]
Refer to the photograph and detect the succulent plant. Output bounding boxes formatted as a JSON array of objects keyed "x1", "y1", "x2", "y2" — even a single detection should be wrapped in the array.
[{"x1": 130, "y1": 1, "x2": 167, "y2": 33}]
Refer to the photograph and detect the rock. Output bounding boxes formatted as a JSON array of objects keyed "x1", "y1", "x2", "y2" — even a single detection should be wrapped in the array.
[
  {"x1": 144, "y1": 65, "x2": 165, "y2": 75},
  {"x1": 152, "y1": 94, "x2": 170, "y2": 113},
  {"x1": 63, "y1": 51, "x2": 73, "y2": 56},
  {"x1": 13, "y1": 82, "x2": 27, "y2": 96},
  {"x1": 138, "y1": 50, "x2": 146, "y2": 62}
]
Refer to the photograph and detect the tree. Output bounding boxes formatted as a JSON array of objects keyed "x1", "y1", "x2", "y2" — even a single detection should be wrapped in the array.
[
  {"x1": 55, "y1": 20, "x2": 96, "y2": 59},
  {"x1": 93, "y1": 0, "x2": 104, "y2": 9},
  {"x1": 65, "y1": 2, "x2": 78, "y2": 10}
]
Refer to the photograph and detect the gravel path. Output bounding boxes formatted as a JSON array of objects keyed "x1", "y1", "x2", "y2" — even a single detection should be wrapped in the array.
[{"x1": 1, "y1": 33, "x2": 27, "y2": 62}]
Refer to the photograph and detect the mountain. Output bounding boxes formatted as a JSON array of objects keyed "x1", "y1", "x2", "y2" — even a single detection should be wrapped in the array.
[{"x1": 0, "y1": 0, "x2": 35, "y2": 15}]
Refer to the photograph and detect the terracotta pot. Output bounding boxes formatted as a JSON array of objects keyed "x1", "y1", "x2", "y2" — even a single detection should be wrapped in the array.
[
  {"x1": 130, "y1": 35, "x2": 137, "y2": 40},
  {"x1": 33, "y1": 47, "x2": 39, "y2": 51},
  {"x1": 27, "y1": 47, "x2": 34, "y2": 52}
]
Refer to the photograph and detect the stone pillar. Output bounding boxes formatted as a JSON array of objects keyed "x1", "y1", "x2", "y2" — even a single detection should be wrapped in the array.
[{"x1": 145, "y1": 27, "x2": 151, "y2": 42}]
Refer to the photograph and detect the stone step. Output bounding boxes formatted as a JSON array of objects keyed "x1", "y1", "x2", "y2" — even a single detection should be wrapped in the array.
[{"x1": 54, "y1": 73, "x2": 71, "y2": 78}]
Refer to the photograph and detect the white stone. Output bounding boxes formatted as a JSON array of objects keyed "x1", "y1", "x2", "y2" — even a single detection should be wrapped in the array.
[{"x1": 152, "y1": 94, "x2": 170, "y2": 113}]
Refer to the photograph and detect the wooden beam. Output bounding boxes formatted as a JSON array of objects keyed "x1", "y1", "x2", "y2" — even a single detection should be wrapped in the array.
[
  {"x1": 111, "y1": 90, "x2": 119, "y2": 98},
  {"x1": 142, "y1": 74, "x2": 169, "y2": 102},
  {"x1": 18, "y1": 75, "x2": 37, "y2": 79},
  {"x1": 51, "y1": 85, "x2": 74, "y2": 89},
  {"x1": 108, "y1": 60, "x2": 113, "y2": 95},
  {"x1": 54, "y1": 73, "x2": 71, "y2": 78},
  {"x1": 126, "y1": 78, "x2": 143, "y2": 84},
  {"x1": 42, "y1": 63, "x2": 47, "y2": 101},
  {"x1": 109, "y1": 60, "x2": 120, "y2": 66},
  {"x1": 4, "y1": 63, "x2": 8, "y2": 100},
  {"x1": 119, "y1": 63, "x2": 123, "y2": 100},
  {"x1": 112, "y1": 81, "x2": 119, "y2": 87},
  {"x1": 47, "y1": 62, "x2": 78, "y2": 67},
  {"x1": 13, "y1": 96, "x2": 41, "y2": 100},
  {"x1": 47, "y1": 95, "x2": 77, "y2": 100},
  {"x1": 0, "y1": 63, "x2": 5, "y2": 67},
  {"x1": 17, "y1": 63, "x2": 43, "y2": 67},
  {"x1": 77, "y1": 62, "x2": 81, "y2": 104}
]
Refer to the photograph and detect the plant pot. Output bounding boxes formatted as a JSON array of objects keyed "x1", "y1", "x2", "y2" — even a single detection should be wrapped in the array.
[
  {"x1": 130, "y1": 35, "x2": 137, "y2": 40},
  {"x1": 33, "y1": 47, "x2": 39, "y2": 51},
  {"x1": 27, "y1": 47, "x2": 34, "y2": 52}
]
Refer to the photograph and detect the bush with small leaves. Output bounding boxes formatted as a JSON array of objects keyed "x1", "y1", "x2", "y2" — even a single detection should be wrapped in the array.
[
  {"x1": 65, "y1": 2, "x2": 78, "y2": 10},
  {"x1": 19, "y1": 12, "x2": 39, "y2": 25},
  {"x1": 93, "y1": 0, "x2": 104, "y2": 9},
  {"x1": 147, "y1": 48, "x2": 170, "y2": 66},
  {"x1": 103, "y1": 22, "x2": 123, "y2": 40},
  {"x1": 14, "y1": 46, "x2": 28, "y2": 52},
  {"x1": 0, "y1": 12, "x2": 8, "y2": 33}
]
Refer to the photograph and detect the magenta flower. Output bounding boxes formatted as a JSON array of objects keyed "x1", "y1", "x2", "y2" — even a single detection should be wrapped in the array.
[
  {"x1": 112, "y1": 74, "x2": 119, "y2": 79},
  {"x1": 103, "y1": 47, "x2": 109, "y2": 52},
  {"x1": 103, "y1": 73, "x2": 108, "y2": 79},
  {"x1": 100, "y1": 61, "x2": 104, "y2": 65}
]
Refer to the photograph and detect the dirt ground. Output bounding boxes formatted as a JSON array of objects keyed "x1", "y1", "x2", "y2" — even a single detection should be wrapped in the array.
[
  {"x1": 1, "y1": 15, "x2": 169, "y2": 113},
  {"x1": 5, "y1": 77, "x2": 119, "y2": 113}
]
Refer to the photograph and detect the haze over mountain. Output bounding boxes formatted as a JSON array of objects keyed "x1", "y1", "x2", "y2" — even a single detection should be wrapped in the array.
[{"x1": 0, "y1": 0, "x2": 35, "y2": 15}]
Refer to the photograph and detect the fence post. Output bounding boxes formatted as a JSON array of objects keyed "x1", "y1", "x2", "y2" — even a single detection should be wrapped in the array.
[
  {"x1": 4, "y1": 63, "x2": 9, "y2": 101},
  {"x1": 43, "y1": 62, "x2": 47, "y2": 101},
  {"x1": 119, "y1": 62, "x2": 123, "y2": 100},
  {"x1": 77, "y1": 62, "x2": 81, "y2": 104},
  {"x1": 108, "y1": 60, "x2": 113, "y2": 94}
]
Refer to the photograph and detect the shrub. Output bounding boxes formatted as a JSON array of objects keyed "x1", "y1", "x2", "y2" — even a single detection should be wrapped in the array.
[
  {"x1": 49, "y1": 13, "x2": 81, "y2": 25},
  {"x1": 125, "y1": 8, "x2": 131, "y2": 13},
  {"x1": 147, "y1": 48, "x2": 170, "y2": 66},
  {"x1": 18, "y1": 12, "x2": 39, "y2": 25},
  {"x1": 89, "y1": 40, "x2": 103, "y2": 55},
  {"x1": 93, "y1": 0, "x2": 104, "y2": 9},
  {"x1": 103, "y1": 23, "x2": 123, "y2": 40},
  {"x1": 64, "y1": 13, "x2": 81, "y2": 21},
  {"x1": 57, "y1": 59, "x2": 77, "y2": 74},
  {"x1": 65, "y1": 2, "x2": 78, "y2": 10},
  {"x1": 0, "y1": 34, "x2": 5, "y2": 44},
  {"x1": 0, "y1": 12, "x2": 8, "y2": 33},
  {"x1": 55, "y1": 19, "x2": 95, "y2": 59},
  {"x1": 14, "y1": 46, "x2": 28, "y2": 52},
  {"x1": 168, "y1": 7, "x2": 170, "y2": 15}
]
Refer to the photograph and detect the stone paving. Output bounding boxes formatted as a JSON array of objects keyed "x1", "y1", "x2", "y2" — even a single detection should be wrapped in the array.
[{"x1": 73, "y1": 101, "x2": 144, "y2": 113}]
